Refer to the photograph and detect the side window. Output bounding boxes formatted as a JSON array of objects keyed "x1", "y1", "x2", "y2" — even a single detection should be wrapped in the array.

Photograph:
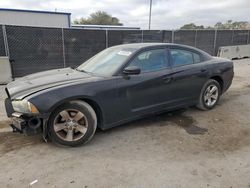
[
  {"x1": 170, "y1": 49, "x2": 202, "y2": 67},
  {"x1": 128, "y1": 48, "x2": 169, "y2": 73}
]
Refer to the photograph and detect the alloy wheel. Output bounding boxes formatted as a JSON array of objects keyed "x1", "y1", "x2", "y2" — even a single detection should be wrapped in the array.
[
  {"x1": 53, "y1": 109, "x2": 88, "y2": 142},
  {"x1": 204, "y1": 84, "x2": 219, "y2": 107}
]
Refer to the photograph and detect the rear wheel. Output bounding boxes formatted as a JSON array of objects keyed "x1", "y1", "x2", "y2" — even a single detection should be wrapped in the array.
[
  {"x1": 48, "y1": 100, "x2": 97, "y2": 146},
  {"x1": 196, "y1": 79, "x2": 221, "y2": 110}
]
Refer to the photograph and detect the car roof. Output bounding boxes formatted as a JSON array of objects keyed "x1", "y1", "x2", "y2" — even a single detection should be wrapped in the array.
[
  {"x1": 114, "y1": 42, "x2": 196, "y2": 49},
  {"x1": 114, "y1": 43, "x2": 164, "y2": 48},
  {"x1": 114, "y1": 43, "x2": 211, "y2": 58}
]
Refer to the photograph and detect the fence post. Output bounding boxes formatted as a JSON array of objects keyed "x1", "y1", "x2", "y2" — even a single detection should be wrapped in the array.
[
  {"x1": 105, "y1": 29, "x2": 108, "y2": 48},
  {"x1": 171, "y1": 30, "x2": 174, "y2": 43},
  {"x1": 213, "y1": 29, "x2": 217, "y2": 56},
  {"x1": 61, "y1": 28, "x2": 66, "y2": 68},
  {"x1": 247, "y1": 30, "x2": 249, "y2": 44},
  {"x1": 2, "y1": 25, "x2": 9, "y2": 57},
  {"x1": 141, "y1": 30, "x2": 144, "y2": 42},
  {"x1": 231, "y1": 30, "x2": 234, "y2": 45},
  {"x1": 194, "y1": 30, "x2": 197, "y2": 47},
  {"x1": 162, "y1": 30, "x2": 165, "y2": 42}
]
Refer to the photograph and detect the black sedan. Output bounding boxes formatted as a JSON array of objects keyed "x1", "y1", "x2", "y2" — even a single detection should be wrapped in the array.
[{"x1": 5, "y1": 43, "x2": 234, "y2": 146}]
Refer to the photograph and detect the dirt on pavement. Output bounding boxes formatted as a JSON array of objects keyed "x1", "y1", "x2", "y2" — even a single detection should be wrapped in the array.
[{"x1": 0, "y1": 59, "x2": 250, "y2": 188}]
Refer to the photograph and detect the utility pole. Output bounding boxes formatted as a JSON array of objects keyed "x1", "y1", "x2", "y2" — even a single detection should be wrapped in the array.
[{"x1": 149, "y1": 0, "x2": 152, "y2": 30}]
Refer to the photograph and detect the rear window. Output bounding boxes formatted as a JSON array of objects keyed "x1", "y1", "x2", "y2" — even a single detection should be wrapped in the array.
[
  {"x1": 193, "y1": 52, "x2": 201, "y2": 63},
  {"x1": 170, "y1": 49, "x2": 201, "y2": 67}
]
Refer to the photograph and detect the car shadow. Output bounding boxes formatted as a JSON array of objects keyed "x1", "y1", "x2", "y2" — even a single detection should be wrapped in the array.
[{"x1": 95, "y1": 108, "x2": 208, "y2": 136}]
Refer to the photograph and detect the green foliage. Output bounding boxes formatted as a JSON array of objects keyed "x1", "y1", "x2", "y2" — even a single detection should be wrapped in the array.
[
  {"x1": 180, "y1": 23, "x2": 204, "y2": 29},
  {"x1": 180, "y1": 20, "x2": 249, "y2": 30},
  {"x1": 73, "y1": 11, "x2": 123, "y2": 25},
  {"x1": 214, "y1": 20, "x2": 248, "y2": 29}
]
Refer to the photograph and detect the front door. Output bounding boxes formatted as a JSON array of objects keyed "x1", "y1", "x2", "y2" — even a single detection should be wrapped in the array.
[{"x1": 116, "y1": 48, "x2": 175, "y2": 119}]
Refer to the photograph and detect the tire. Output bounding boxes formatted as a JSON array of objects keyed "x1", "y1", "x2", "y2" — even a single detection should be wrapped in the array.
[
  {"x1": 48, "y1": 100, "x2": 97, "y2": 147},
  {"x1": 196, "y1": 79, "x2": 221, "y2": 111}
]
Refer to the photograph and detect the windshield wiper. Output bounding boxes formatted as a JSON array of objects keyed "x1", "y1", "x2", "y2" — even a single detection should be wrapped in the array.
[
  {"x1": 75, "y1": 68, "x2": 95, "y2": 75},
  {"x1": 75, "y1": 68, "x2": 87, "y2": 73}
]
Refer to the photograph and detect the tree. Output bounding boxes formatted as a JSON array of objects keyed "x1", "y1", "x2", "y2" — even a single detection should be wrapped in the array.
[
  {"x1": 180, "y1": 23, "x2": 204, "y2": 29},
  {"x1": 214, "y1": 22, "x2": 224, "y2": 29},
  {"x1": 74, "y1": 11, "x2": 123, "y2": 25},
  {"x1": 180, "y1": 20, "x2": 249, "y2": 30},
  {"x1": 214, "y1": 20, "x2": 248, "y2": 29}
]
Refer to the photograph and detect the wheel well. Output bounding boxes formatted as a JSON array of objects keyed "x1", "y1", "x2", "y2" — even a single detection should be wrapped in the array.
[
  {"x1": 80, "y1": 98, "x2": 103, "y2": 126},
  {"x1": 210, "y1": 76, "x2": 224, "y2": 90},
  {"x1": 48, "y1": 98, "x2": 103, "y2": 128}
]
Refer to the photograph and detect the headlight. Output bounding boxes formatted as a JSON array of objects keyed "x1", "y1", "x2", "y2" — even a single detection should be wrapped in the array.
[{"x1": 12, "y1": 100, "x2": 39, "y2": 114}]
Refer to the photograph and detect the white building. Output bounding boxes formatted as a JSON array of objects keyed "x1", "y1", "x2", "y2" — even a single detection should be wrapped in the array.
[
  {"x1": 0, "y1": 8, "x2": 71, "y2": 28},
  {"x1": 71, "y1": 24, "x2": 140, "y2": 30}
]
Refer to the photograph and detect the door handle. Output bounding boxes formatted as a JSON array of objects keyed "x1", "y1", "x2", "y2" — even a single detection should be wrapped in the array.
[
  {"x1": 200, "y1": 69, "x2": 207, "y2": 72},
  {"x1": 162, "y1": 77, "x2": 172, "y2": 84}
]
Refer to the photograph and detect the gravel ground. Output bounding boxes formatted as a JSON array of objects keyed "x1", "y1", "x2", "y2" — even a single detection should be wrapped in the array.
[{"x1": 0, "y1": 59, "x2": 250, "y2": 188}]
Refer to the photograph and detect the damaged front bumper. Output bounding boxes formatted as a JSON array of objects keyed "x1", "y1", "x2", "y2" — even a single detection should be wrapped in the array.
[
  {"x1": 5, "y1": 98, "x2": 49, "y2": 140},
  {"x1": 10, "y1": 112, "x2": 42, "y2": 135}
]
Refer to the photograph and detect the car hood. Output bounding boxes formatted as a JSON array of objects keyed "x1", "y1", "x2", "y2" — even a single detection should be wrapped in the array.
[{"x1": 7, "y1": 68, "x2": 101, "y2": 100}]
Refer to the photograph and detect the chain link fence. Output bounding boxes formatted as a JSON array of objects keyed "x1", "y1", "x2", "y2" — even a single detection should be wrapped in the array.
[
  {"x1": 6, "y1": 25, "x2": 64, "y2": 76},
  {"x1": 0, "y1": 25, "x2": 250, "y2": 77},
  {"x1": 63, "y1": 29, "x2": 106, "y2": 68}
]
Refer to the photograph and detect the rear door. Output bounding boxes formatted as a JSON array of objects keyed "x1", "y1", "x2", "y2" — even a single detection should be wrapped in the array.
[{"x1": 168, "y1": 48, "x2": 208, "y2": 104}]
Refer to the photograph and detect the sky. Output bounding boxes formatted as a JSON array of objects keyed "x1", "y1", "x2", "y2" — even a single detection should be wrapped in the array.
[{"x1": 1, "y1": 0, "x2": 250, "y2": 29}]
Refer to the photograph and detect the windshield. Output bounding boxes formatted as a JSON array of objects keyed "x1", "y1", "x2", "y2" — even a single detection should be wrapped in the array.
[{"x1": 77, "y1": 46, "x2": 134, "y2": 76}]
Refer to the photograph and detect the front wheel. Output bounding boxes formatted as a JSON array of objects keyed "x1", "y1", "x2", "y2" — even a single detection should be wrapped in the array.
[
  {"x1": 196, "y1": 79, "x2": 221, "y2": 111},
  {"x1": 48, "y1": 100, "x2": 97, "y2": 147}
]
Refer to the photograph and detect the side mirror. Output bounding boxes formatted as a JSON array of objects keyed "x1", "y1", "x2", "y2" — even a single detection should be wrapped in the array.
[{"x1": 123, "y1": 66, "x2": 141, "y2": 75}]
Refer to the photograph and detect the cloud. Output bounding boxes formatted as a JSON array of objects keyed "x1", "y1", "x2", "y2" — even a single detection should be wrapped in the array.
[{"x1": 1, "y1": 0, "x2": 250, "y2": 29}]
